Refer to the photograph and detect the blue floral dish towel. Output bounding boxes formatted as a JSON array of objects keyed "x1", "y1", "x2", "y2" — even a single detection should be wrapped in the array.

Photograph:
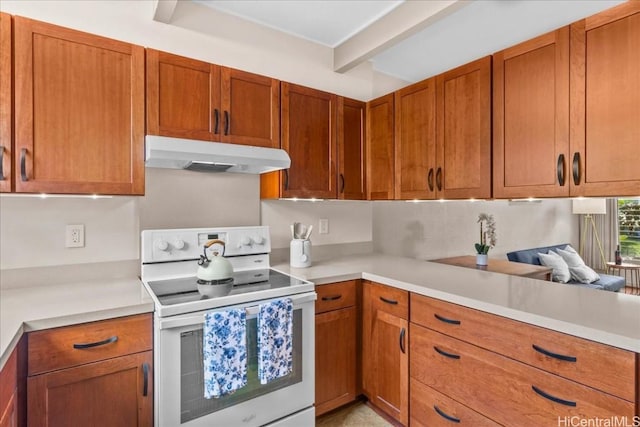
[
  {"x1": 258, "y1": 298, "x2": 293, "y2": 385},
  {"x1": 203, "y1": 309, "x2": 247, "y2": 399}
]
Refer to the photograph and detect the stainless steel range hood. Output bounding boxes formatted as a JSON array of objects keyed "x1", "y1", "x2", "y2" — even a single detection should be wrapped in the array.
[{"x1": 145, "y1": 135, "x2": 290, "y2": 174}]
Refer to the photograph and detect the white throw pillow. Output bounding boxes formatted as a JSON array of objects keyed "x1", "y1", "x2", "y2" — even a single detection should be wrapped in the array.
[
  {"x1": 556, "y1": 246, "x2": 601, "y2": 284},
  {"x1": 538, "y1": 251, "x2": 571, "y2": 283}
]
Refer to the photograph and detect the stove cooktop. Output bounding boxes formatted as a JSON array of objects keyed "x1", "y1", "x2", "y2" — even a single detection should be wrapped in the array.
[{"x1": 146, "y1": 268, "x2": 311, "y2": 307}]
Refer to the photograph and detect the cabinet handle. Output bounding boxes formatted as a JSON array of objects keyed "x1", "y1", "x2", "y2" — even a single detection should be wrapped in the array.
[
  {"x1": 436, "y1": 167, "x2": 442, "y2": 191},
  {"x1": 556, "y1": 154, "x2": 565, "y2": 186},
  {"x1": 572, "y1": 152, "x2": 581, "y2": 185},
  {"x1": 73, "y1": 335, "x2": 118, "y2": 349},
  {"x1": 427, "y1": 168, "x2": 434, "y2": 191},
  {"x1": 0, "y1": 146, "x2": 4, "y2": 181},
  {"x1": 339, "y1": 174, "x2": 345, "y2": 193},
  {"x1": 143, "y1": 363, "x2": 149, "y2": 397},
  {"x1": 434, "y1": 346, "x2": 460, "y2": 359},
  {"x1": 399, "y1": 327, "x2": 406, "y2": 354},
  {"x1": 213, "y1": 109, "x2": 219, "y2": 134},
  {"x1": 321, "y1": 295, "x2": 342, "y2": 301},
  {"x1": 434, "y1": 313, "x2": 461, "y2": 325},
  {"x1": 532, "y1": 344, "x2": 577, "y2": 362},
  {"x1": 224, "y1": 110, "x2": 230, "y2": 136},
  {"x1": 433, "y1": 405, "x2": 460, "y2": 423},
  {"x1": 531, "y1": 385, "x2": 576, "y2": 407},
  {"x1": 379, "y1": 296, "x2": 398, "y2": 305},
  {"x1": 20, "y1": 148, "x2": 28, "y2": 182},
  {"x1": 284, "y1": 169, "x2": 289, "y2": 190}
]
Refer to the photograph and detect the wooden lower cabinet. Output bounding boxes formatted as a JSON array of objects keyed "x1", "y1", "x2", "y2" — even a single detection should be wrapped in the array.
[
  {"x1": 28, "y1": 351, "x2": 152, "y2": 427},
  {"x1": 362, "y1": 281, "x2": 408, "y2": 425},
  {"x1": 411, "y1": 324, "x2": 634, "y2": 426}
]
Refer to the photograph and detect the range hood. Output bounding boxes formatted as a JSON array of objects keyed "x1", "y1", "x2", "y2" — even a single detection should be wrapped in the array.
[{"x1": 145, "y1": 135, "x2": 290, "y2": 174}]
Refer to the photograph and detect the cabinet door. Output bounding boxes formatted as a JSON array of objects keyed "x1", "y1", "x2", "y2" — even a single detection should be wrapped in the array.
[
  {"x1": 371, "y1": 310, "x2": 408, "y2": 425},
  {"x1": 281, "y1": 82, "x2": 337, "y2": 199},
  {"x1": 315, "y1": 306, "x2": 357, "y2": 416},
  {"x1": 395, "y1": 78, "x2": 436, "y2": 200},
  {"x1": 493, "y1": 27, "x2": 570, "y2": 198},
  {"x1": 220, "y1": 67, "x2": 279, "y2": 148},
  {"x1": 337, "y1": 97, "x2": 366, "y2": 200},
  {"x1": 147, "y1": 49, "x2": 220, "y2": 141},
  {"x1": 14, "y1": 17, "x2": 144, "y2": 195},
  {"x1": 0, "y1": 340, "x2": 18, "y2": 427},
  {"x1": 366, "y1": 94, "x2": 394, "y2": 200},
  {"x1": 436, "y1": 56, "x2": 492, "y2": 199},
  {"x1": 0, "y1": 13, "x2": 11, "y2": 193},
  {"x1": 570, "y1": 2, "x2": 640, "y2": 196},
  {"x1": 28, "y1": 351, "x2": 152, "y2": 427}
]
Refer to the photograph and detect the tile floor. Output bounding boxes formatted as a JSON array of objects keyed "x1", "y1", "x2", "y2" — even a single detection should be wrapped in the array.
[{"x1": 316, "y1": 402, "x2": 392, "y2": 427}]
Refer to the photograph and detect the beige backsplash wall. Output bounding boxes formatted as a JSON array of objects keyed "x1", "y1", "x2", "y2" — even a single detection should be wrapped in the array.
[{"x1": 372, "y1": 199, "x2": 579, "y2": 260}]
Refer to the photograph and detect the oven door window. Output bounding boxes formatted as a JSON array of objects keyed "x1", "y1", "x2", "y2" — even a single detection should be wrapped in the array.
[{"x1": 180, "y1": 310, "x2": 303, "y2": 424}]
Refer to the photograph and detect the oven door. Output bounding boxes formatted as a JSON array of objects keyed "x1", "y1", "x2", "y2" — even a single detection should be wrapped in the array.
[{"x1": 154, "y1": 292, "x2": 316, "y2": 427}]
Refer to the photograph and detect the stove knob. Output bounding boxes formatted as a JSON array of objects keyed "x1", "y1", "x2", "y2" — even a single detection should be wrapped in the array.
[
  {"x1": 155, "y1": 239, "x2": 169, "y2": 251},
  {"x1": 173, "y1": 239, "x2": 185, "y2": 250},
  {"x1": 239, "y1": 235, "x2": 252, "y2": 247},
  {"x1": 252, "y1": 235, "x2": 264, "y2": 245}
]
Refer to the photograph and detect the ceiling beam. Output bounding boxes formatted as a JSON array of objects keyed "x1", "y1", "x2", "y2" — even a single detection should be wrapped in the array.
[
  {"x1": 334, "y1": 0, "x2": 469, "y2": 74},
  {"x1": 152, "y1": 0, "x2": 179, "y2": 23}
]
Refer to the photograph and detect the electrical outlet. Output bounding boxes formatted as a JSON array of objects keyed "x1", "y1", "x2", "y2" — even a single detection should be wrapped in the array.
[
  {"x1": 319, "y1": 219, "x2": 329, "y2": 234},
  {"x1": 66, "y1": 224, "x2": 85, "y2": 248}
]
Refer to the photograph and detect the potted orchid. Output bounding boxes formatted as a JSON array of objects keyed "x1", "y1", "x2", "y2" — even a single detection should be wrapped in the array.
[{"x1": 475, "y1": 213, "x2": 496, "y2": 266}]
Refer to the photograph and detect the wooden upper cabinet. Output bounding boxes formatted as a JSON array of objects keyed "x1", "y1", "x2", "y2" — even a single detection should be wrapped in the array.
[
  {"x1": 493, "y1": 27, "x2": 570, "y2": 198},
  {"x1": 338, "y1": 97, "x2": 366, "y2": 200},
  {"x1": 147, "y1": 49, "x2": 220, "y2": 141},
  {"x1": 395, "y1": 79, "x2": 436, "y2": 200},
  {"x1": 570, "y1": 1, "x2": 640, "y2": 196},
  {"x1": 280, "y1": 82, "x2": 337, "y2": 199},
  {"x1": 366, "y1": 94, "x2": 395, "y2": 200},
  {"x1": 13, "y1": 17, "x2": 145, "y2": 195},
  {"x1": 436, "y1": 56, "x2": 492, "y2": 199},
  {"x1": 0, "y1": 13, "x2": 11, "y2": 193},
  {"x1": 147, "y1": 50, "x2": 280, "y2": 148}
]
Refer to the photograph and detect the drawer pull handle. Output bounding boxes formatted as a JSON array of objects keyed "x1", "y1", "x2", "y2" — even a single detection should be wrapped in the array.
[
  {"x1": 20, "y1": 148, "x2": 28, "y2": 182},
  {"x1": 399, "y1": 328, "x2": 406, "y2": 354},
  {"x1": 531, "y1": 385, "x2": 576, "y2": 407},
  {"x1": 436, "y1": 167, "x2": 443, "y2": 191},
  {"x1": 224, "y1": 110, "x2": 230, "y2": 135},
  {"x1": 143, "y1": 362, "x2": 149, "y2": 396},
  {"x1": 434, "y1": 313, "x2": 461, "y2": 325},
  {"x1": 321, "y1": 295, "x2": 342, "y2": 301},
  {"x1": 213, "y1": 109, "x2": 219, "y2": 134},
  {"x1": 572, "y1": 152, "x2": 581, "y2": 185},
  {"x1": 284, "y1": 169, "x2": 289, "y2": 191},
  {"x1": 73, "y1": 335, "x2": 118, "y2": 349},
  {"x1": 339, "y1": 174, "x2": 345, "y2": 194},
  {"x1": 434, "y1": 346, "x2": 460, "y2": 360},
  {"x1": 556, "y1": 154, "x2": 565, "y2": 186},
  {"x1": 0, "y1": 146, "x2": 4, "y2": 180},
  {"x1": 427, "y1": 168, "x2": 434, "y2": 191},
  {"x1": 379, "y1": 296, "x2": 398, "y2": 305},
  {"x1": 532, "y1": 344, "x2": 577, "y2": 362},
  {"x1": 434, "y1": 405, "x2": 460, "y2": 423}
]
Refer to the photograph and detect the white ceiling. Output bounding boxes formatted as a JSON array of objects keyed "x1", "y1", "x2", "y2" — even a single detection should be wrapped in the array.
[{"x1": 190, "y1": 0, "x2": 625, "y2": 84}]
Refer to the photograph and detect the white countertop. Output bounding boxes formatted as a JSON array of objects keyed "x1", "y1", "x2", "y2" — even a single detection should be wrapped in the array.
[
  {"x1": 273, "y1": 253, "x2": 640, "y2": 353},
  {"x1": 0, "y1": 278, "x2": 154, "y2": 370}
]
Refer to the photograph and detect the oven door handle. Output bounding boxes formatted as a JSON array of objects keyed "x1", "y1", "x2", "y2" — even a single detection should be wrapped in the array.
[{"x1": 158, "y1": 291, "x2": 317, "y2": 330}]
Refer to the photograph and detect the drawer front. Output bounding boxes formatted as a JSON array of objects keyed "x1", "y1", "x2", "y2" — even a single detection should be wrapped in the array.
[
  {"x1": 365, "y1": 281, "x2": 408, "y2": 320},
  {"x1": 410, "y1": 293, "x2": 636, "y2": 401},
  {"x1": 410, "y1": 325, "x2": 635, "y2": 426},
  {"x1": 315, "y1": 280, "x2": 357, "y2": 314},
  {"x1": 410, "y1": 378, "x2": 500, "y2": 427},
  {"x1": 28, "y1": 314, "x2": 152, "y2": 376}
]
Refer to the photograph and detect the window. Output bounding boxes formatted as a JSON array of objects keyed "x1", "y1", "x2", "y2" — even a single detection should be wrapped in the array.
[{"x1": 618, "y1": 198, "x2": 640, "y2": 262}]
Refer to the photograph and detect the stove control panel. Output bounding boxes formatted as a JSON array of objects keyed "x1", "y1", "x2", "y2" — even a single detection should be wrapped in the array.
[{"x1": 142, "y1": 226, "x2": 271, "y2": 263}]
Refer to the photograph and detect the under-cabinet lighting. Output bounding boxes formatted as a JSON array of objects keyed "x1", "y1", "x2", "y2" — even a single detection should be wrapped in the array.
[
  {"x1": 0, "y1": 193, "x2": 113, "y2": 199},
  {"x1": 279, "y1": 198, "x2": 324, "y2": 202}
]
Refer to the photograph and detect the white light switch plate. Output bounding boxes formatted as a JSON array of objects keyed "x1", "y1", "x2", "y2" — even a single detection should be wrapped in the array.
[
  {"x1": 319, "y1": 219, "x2": 329, "y2": 234},
  {"x1": 66, "y1": 224, "x2": 85, "y2": 248}
]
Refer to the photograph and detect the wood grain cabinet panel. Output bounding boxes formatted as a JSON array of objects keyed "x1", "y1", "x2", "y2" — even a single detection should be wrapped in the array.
[
  {"x1": 0, "y1": 13, "x2": 11, "y2": 193},
  {"x1": 410, "y1": 293, "x2": 636, "y2": 402},
  {"x1": 13, "y1": 17, "x2": 145, "y2": 195},
  {"x1": 27, "y1": 351, "x2": 152, "y2": 427},
  {"x1": 570, "y1": 1, "x2": 640, "y2": 196},
  {"x1": 366, "y1": 94, "x2": 394, "y2": 200},
  {"x1": 0, "y1": 343, "x2": 18, "y2": 427},
  {"x1": 394, "y1": 79, "x2": 436, "y2": 200},
  {"x1": 493, "y1": 27, "x2": 570, "y2": 198},
  {"x1": 362, "y1": 281, "x2": 408, "y2": 425},
  {"x1": 411, "y1": 325, "x2": 634, "y2": 426},
  {"x1": 337, "y1": 98, "x2": 366, "y2": 200}
]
